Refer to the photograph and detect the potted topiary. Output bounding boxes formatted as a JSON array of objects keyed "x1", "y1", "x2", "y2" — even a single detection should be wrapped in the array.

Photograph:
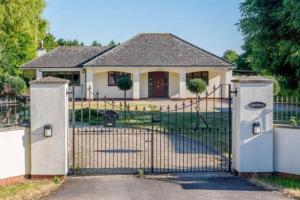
[
  {"x1": 116, "y1": 75, "x2": 133, "y2": 119},
  {"x1": 187, "y1": 78, "x2": 207, "y2": 128},
  {"x1": 187, "y1": 78, "x2": 207, "y2": 102}
]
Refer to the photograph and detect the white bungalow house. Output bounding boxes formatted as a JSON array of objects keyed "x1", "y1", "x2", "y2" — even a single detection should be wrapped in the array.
[{"x1": 22, "y1": 33, "x2": 233, "y2": 99}]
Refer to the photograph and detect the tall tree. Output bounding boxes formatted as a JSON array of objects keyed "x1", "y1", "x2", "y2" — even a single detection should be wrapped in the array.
[
  {"x1": 0, "y1": 0, "x2": 48, "y2": 76},
  {"x1": 43, "y1": 33, "x2": 58, "y2": 51},
  {"x1": 222, "y1": 50, "x2": 239, "y2": 65},
  {"x1": 56, "y1": 38, "x2": 84, "y2": 46},
  {"x1": 239, "y1": 0, "x2": 300, "y2": 92}
]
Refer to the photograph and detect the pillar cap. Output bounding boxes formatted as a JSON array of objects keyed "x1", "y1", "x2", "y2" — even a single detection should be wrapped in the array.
[
  {"x1": 30, "y1": 76, "x2": 70, "y2": 85},
  {"x1": 232, "y1": 76, "x2": 273, "y2": 83}
]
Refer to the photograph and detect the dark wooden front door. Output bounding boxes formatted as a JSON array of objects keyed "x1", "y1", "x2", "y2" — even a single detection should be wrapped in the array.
[{"x1": 152, "y1": 72, "x2": 166, "y2": 97}]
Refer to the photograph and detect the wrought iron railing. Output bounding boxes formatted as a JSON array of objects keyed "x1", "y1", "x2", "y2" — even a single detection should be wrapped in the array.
[
  {"x1": 68, "y1": 84, "x2": 232, "y2": 174},
  {"x1": 274, "y1": 96, "x2": 300, "y2": 126},
  {"x1": 0, "y1": 95, "x2": 30, "y2": 129}
]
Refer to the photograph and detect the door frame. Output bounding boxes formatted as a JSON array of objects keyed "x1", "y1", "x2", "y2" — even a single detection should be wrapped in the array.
[{"x1": 148, "y1": 72, "x2": 169, "y2": 98}]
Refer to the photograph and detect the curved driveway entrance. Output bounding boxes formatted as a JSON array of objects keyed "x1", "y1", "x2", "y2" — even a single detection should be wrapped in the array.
[{"x1": 44, "y1": 175, "x2": 290, "y2": 200}]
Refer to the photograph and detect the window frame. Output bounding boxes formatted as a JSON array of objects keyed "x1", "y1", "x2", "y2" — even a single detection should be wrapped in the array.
[
  {"x1": 186, "y1": 71, "x2": 209, "y2": 85},
  {"x1": 42, "y1": 71, "x2": 81, "y2": 86},
  {"x1": 107, "y1": 71, "x2": 131, "y2": 86}
]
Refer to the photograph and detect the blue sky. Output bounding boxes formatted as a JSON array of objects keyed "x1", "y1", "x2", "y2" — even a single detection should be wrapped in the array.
[{"x1": 44, "y1": 0, "x2": 243, "y2": 56}]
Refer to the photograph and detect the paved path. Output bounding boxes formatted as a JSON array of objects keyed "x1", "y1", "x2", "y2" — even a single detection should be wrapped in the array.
[
  {"x1": 70, "y1": 130, "x2": 229, "y2": 174},
  {"x1": 44, "y1": 175, "x2": 291, "y2": 200}
]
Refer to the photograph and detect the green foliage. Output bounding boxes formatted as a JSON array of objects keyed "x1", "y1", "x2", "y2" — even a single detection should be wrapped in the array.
[
  {"x1": 222, "y1": 50, "x2": 239, "y2": 65},
  {"x1": 56, "y1": 38, "x2": 84, "y2": 46},
  {"x1": 289, "y1": 117, "x2": 298, "y2": 126},
  {"x1": 0, "y1": 74, "x2": 26, "y2": 95},
  {"x1": 0, "y1": 0, "x2": 48, "y2": 76},
  {"x1": 91, "y1": 40, "x2": 102, "y2": 46},
  {"x1": 108, "y1": 40, "x2": 119, "y2": 47},
  {"x1": 187, "y1": 79, "x2": 207, "y2": 95},
  {"x1": 44, "y1": 33, "x2": 58, "y2": 51},
  {"x1": 74, "y1": 108, "x2": 102, "y2": 125},
  {"x1": 239, "y1": 0, "x2": 300, "y2": 94},
  {"x1": 117, "y1": 75, "x2": 133, "y2": 91},
  {"x1": 137, "y1": 169, "x2": 144, "y2": 178},
  {"x1": 52, "y1": 176, "x2": 61, "y2": 184},
  {"x1": 273, "y1": 79, "x2": 280, "y2": 95}
]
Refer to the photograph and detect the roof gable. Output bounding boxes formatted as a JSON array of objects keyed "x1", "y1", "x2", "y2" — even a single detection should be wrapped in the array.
[
  {"x1": 85, "y1": 33, "x2": 232, "y2": 67},
  {"x1": 22, "y1": 46, "x2": 111, "y2": 69}
]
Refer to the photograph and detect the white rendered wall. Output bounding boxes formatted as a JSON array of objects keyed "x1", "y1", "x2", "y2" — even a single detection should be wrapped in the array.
[
  {"x1": 30, "y1": 82, "x2": 68, "y2": 176},
  {"x1": 274, "y1": 126, "x2": 300, "y2": 175},
  {"x1": 0, "y1": 128, "x2": 30, "y2": 179},
  {"x1": 140, "y1": 73, "x2": 148, "y2": 98},
  {"x1": 93, "y1": 72, "x2": 133, "y2": 99},
  {"x1": 32, "y1": 68, "x2": 85, "y2": 99},
  {"x1": 232, "y1": 80, "x2": 273, "y2": 173}
]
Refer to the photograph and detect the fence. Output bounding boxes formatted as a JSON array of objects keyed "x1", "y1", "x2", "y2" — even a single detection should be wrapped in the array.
[
  {"x1": 274, "y1": 96, "x2": 300, "y2": 125},
  {"x1": 69, "y1": 84, "x2": 232, "y2": 174},
  {"x1": 0, "y1": 95, "x2": 30, "y2": 129}
]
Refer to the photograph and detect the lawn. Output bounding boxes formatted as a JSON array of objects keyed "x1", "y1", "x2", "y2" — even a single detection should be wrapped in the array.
[
  {"x1": 251, "y1": 176, "x2": 300, "y2": 199},
  {"x1": 0, "y1": 178, "x2": 62, "y2": 200},
  {"x1": 70, "y1": 103, "x2": 231, "y2": 153}
]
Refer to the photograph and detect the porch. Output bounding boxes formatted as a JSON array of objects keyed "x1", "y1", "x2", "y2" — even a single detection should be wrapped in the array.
[{"x1": 84, "y1": 67, "x2": 232, "y2": 100}]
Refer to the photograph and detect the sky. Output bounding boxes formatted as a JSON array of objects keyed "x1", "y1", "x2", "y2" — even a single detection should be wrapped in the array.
[{"x1": 44, "y1": 0, "x2": 244, "y2": 56}]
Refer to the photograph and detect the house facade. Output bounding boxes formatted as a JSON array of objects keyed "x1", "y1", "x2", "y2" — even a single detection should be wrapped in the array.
[{"x1": 22, "y1": 33, "x2": 233, "y2": 99}]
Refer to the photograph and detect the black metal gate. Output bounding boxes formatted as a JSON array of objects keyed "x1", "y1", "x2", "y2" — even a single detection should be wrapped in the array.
[{"x1": 69, "y1": 84, "x2": 232, "y2": 174}]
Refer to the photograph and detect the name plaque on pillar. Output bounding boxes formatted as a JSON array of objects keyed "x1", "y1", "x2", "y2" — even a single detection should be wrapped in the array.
[{"x1": 248, "y1": 102, "x2": 267, "y2": 109}]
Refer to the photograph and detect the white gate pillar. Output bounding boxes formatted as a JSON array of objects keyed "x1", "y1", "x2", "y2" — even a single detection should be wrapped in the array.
[
  {"x1": 30, "y1": 76, "x2": 69, "y2": 178},
  {"x1": 232, "y1": 76, "x2": 274, "y2": 176}
]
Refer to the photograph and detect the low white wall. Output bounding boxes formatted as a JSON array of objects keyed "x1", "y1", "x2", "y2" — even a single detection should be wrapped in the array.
[
  {"x1": 274, "y1": 126, "x2": 300, "y2": 175},
  {"x1": 0, "y1": 128, "x2": 30, "y2": 180}
]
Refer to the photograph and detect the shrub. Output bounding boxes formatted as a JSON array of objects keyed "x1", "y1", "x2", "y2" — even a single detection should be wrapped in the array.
[
  {"x1": 74, "y1": 108, "x2": 102, "y2": 125},
  {"x1": 273, "y1": 79, "x2": 280, "y2": 96},
  {"x1": 289, "y1": 117, "x2": 298, "y2": 126},
  {"x1": 187, "y1": 79, "x2": 207, "y2": 96},
  {"x1": 0, "y1": 74, "x2": 26, "y2": 95},
  {"x1": 52, "y1": 176, "x2": 61, "y2": 184},
  {"x1": 117, "y1": 75, "x2": 133, "y2": 119},
  {"x1": 117, "y1": 75, "x2": 133, "y2": 91}
]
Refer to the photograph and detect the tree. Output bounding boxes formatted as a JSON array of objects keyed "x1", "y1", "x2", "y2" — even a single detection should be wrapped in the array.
[
  {"x1": 187, "y1": 79, "x2": 207, "y2": 128},
  {"x1": 108, "y1": 40, "x2": 117, "y2": 47},
  {"x1": 239, "y1": 0, "x2": 300, "y2": 93},
  {"x1": 43, "y1": 33, "x2": 58, "y2": 51},
  {"x1": 222, "y1": 50, "x2": 239, "y2": 65},
  {"x1": 91, "y1": 41, "x2": 102, "y2": 46},
  {"x1": 116, "y1": 75, "x2": 133, "y2": 119},
  {"x1": 0, "y1": 0, "x2": 48, "y2": 76},
  {"x1": 0, "y1": 73, "x2": 26, "y2": 95},
  {"x1": 56, "y1": 39, "x2": 84, "y2": 46},
  {"x1": 187, "y1": 79, "x2": 207, "y2": 100}
]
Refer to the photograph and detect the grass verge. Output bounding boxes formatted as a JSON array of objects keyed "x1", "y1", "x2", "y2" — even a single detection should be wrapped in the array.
[
  {"x1": 250, "y1": 176, "x2": 300, "y2": 199},
  {"x1": 0, "y1": 178, "x2": 63, "y2": 200}
]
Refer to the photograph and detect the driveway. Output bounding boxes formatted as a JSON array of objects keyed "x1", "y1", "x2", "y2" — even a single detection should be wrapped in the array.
[{"x1": 44, "y1": 175, "x2": 291, "y2": 200}]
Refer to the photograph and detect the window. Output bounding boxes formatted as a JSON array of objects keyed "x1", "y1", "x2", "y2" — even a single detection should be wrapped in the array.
[
  {"x1": 186, "y1": 71, "x2": 209, "y2": 85},
  {"x1": 108, "y1": 72, "x2": 131, "y2": 86},
  {"x1": 42, "y1": 71, "x2": 80, "y2": 85}
]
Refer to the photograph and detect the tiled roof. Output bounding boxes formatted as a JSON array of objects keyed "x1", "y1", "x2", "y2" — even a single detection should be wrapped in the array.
[
  {"x1": 22, "y1": 46, "x2": 111, "y2": 68},
  {"x1": 85, "y1": 33, "x2": 232, "y2": 67}
]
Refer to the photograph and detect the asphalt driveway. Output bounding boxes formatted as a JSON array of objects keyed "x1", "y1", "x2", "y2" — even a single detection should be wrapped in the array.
[{"x1": 44, "y1": 175, "x2": 291, "y2": 200}]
